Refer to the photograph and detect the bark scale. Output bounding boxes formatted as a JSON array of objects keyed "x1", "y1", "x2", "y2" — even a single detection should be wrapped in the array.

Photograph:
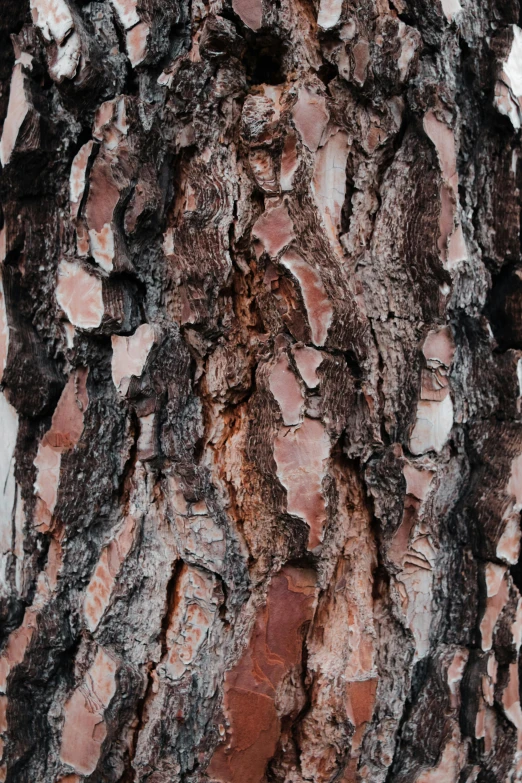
[{"x1": 0, "y1": 0, "x2": 521, "y2": 781}]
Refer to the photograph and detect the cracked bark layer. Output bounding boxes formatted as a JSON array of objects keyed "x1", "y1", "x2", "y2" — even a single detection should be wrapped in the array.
[{"x1": 1, "y1": 0, "x2": 522, "y2": 781}]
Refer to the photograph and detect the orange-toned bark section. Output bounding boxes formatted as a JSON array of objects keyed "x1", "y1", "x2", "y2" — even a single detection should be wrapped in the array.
[{"x1": 207, "y1": 566, "x2": 316, "y2": 783}]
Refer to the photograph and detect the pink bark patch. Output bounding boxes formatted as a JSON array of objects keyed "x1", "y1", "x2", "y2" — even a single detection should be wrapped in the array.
[
  {"x1": 441, "y1": 0, "x2": 462, "y2": 21},
  {"x1": 50, "y1": 368, "x2": 89, "y2": 449},
  {"x1": 498, "y1": 513, "x2": 522, "y2": 566},
  {"x1": 207, "y1": 566, "x2": 316, "y2": 783},
  {"x1": 56, "y1": 261, "x2": 104, "y2": 329},
  {"x1": 43, "y1": 538, "x2": 63, "y2": 593},
  {"x1": 353, "y1": 40, "x2": 370, "y2": 85},
  {"x1": 292, "y1": 345, "x2": 323, "y2": 388},
  {"x1": 192, "y1": 499, "x2": 208, "y2": 515},
  {"x1": 280, "y1": 250, "x2": 333, "y2": 347},
  {"x1": 345, "y1": 678, "x2": 378, "y2": 748},
  {"x1": 33, "y1": 444, "x2": 61, "y2": 516},
  {"x1": 34, "y1": 368, "x2": 89, "y2": 518},
  {"x1": 411, "y1": 326, "x2": 455, "y2": 453},
  {"x1": 30, "y1": 0, "x2": 73, "y2": 44},
  {"x1": 480, "y1": 563, "x2": 508, "y2": 651},
  {"x1": 409, "y1": 395, "x2": 453, "y2": 455},
  {"x1": 232, "y1": 0, "x2": 263, "y2": 30},
  {"x1": 274, "y1": 417, "x2": 330, "y2": 549},
  {"x1": 0, "y1": 278, "x2": 8, "y2": 382},
  {"x1": 0, "y1": 66, "x2": 30, "y2": 167},
  {"x1": 513, "y1": 599, "x2": 522, "y2": 652},
  {"x1": 390, "y1": 474, "x2": 439, "y2": 661},
  {"x1": 447, "y1": 223, "x2": 467, "y2": 269},
  {"x1": 60, "y1": 647, "x2": 117, "y2": 776},
  {"x1": 49, "y1": 31, "x2": 80, "y2": 82},
  {"x1": 447, "y1": 649, "x2": 469, "y2": 709},
  {"x1": 137, "y1": 412, "x2": 157, "y2": 461},
  {"x1": 88, "y1": 224, "x2": 115, "y2": 273},
  {"x1": 76, "y1": 223, "x2": 90, "y2": 257},
  {"x1": 414, "y1": 724, "x2": 467, "y2": 781},
  {"x1": 0, "y1": 393, "x2": 18, "y2": 569},
  {"x1": 70, "y1": 141, "x2": 94, "y2": 218},
  {"x1": 292, "y1": 87, "x2": 329, "y2": 152},
  {"x1": 0, "y1": 697, "x2": 6, "y2": 733},
  {"x1": 0, "y1": 540, "x2": 62, "y2": 692},
  {"x1": 508, "y1": 453, "x2": 522, "y2": 506},
  {"x1": 424, "y1": 111, "x2": 467, "y2": 271},
  {"x1": 397, "y1": 22, "x2": 418, "y2": 81},
  {"x1": 94, "y1": 101, "x2": 117, "y2": 139},
  {"x1": 312, "y1": 130, "x2": 349, "y2": 249},
  {"x1": 111, "y1": 323, "x2": 155, "y2": 394},
  {"x1": 437, "y1": 184, "x2": 455, "y2": 258},
  {"x1": 93, "y1": 97, "x2": 128, "y2": 146},
  {"x1": 317, "y1": 0, "x2": 343, "y2": 29},
  {"x1": 84, "y1": 515, "x2": 136, "y2": 631},
  {"x1": 503, "y1": 662, "x2": 522, "y2": 747},
  {"x1": 388, "y1": 512, "x2": 415, "y2": 570},
  {"x1": 422, "y1": 325, "x2": 455, "y2": 367},
  {"x1": 268, "y1": 353, "x2": 304, "y2": 426},
  {"x1": 85, "y1": 159, "x2": 120, "y2": 232},
  {"x1": 0, "y1": 622, "x2": 34, "y2": 694},
  {"x1": 249, "y1": 149, "x2": 278, "y2": 193},
  {"x1": 109, "y1": 0, "x2": 139, "y2": 29},
  {"x1": 164, "y1": 566, "x2": 218, "y2": 680},
  {"x1": 403, "y1": 463, "x2": 434, "y2": 502},
  {"x1": 126, "y1": 21, "x2": 149, "y2": 67},
  {"x1": 423, "y1": 111, "x2": 458, "y2": 193},
  {"x1": 498, "y1": 455, "x2": 522, "y2": 564},
  {"x1": 280, "y1": 133, "x2": 299, "y2": 191},
  {"x1": 252, "y1": 203, "x2": 295, "y2": 258}
]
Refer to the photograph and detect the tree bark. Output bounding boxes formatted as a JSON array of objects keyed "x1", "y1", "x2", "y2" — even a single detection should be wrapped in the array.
[{"x1": 1, "y1": 0, "x2": 522, "y2": 781}]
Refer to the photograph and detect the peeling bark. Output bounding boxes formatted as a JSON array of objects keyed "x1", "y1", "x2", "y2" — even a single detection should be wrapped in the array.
[{"x1": 1, "y1": 0, "x2": 522, "y2": 781}]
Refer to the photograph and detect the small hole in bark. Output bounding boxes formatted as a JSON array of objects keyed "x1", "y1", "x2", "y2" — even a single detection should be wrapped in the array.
[
  {"x1": 160, "y1": 559, "x2": 185, "y2": 658},
  {"x1": 410, "y1": 657, "x2": 431, "y2": 704},
  {"x1": 486, "y1": 262, "x2": 522, "y2": 350},
  {"x1": 74, "y1": 125, "x2": 94, "y2": 154},
  {"x1": 511, "y1": 553, "x2": 522, "y2": 595},
  {"x1": 316, "y1": 61, "x2": 338, "y2": 86},
  {"x1": 168, "y1": 21, "x2": 193, "y2": 60},
  {"x1": 218, "y1": 579, "x2": 231, "y2": 627},
  {"x1": 0, "y1": 596, "x2": 25, "y2": 648},
  {"x1": 193, "y1": 434, "x2": 205, "y2": 462},
  {"x1": 124, "y1": 66, "x2": 140, "y2": 101},
  {"x1": 245, "y1": 35, "x2": 286, "y2": 85},
  {"x1": 340, "y1": 177, "x2": 355, "y2": 236},
  {"x1": 394, "y1": 9, "x2": 415, "y2": 25},
  {"x1": 114, "y1": 12, "x2": 130, "y2": 53},
  {"x1": 284, "y1": 553, "x2": 319, "y2": 571},
  {"x1": 343, "y1": 349, "x2": 362, "y2": 380}
]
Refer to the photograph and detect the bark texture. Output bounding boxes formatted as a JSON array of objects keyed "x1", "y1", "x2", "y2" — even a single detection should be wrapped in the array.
[{"x1": 1, "y1": 0, "x2": 522, "y2": 781}]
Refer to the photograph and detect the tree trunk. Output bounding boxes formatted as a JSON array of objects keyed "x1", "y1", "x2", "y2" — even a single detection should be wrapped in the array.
[{"x1": 1, "y1": 0, "x2": 522, "y2": 780}]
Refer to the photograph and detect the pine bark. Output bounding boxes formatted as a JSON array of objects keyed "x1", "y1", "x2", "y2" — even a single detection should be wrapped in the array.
[{"x1": 1, "y1": 0, "x2": 522, "y2": 781}]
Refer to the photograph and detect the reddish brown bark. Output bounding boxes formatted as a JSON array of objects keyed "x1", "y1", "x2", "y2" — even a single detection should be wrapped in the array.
[{"x1": 1, "y1": 0, "x2": 522, "y2": 781}]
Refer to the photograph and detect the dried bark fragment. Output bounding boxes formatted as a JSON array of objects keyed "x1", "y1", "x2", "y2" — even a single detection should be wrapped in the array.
[
  {"x1": 60, "y1": 646, "x2": 118, "y2": 775},
  {"x1": 33, "y1": 367, "x2": 88, "y2": 530},
  {"x1": 55, "y1": 261, "x2": 104, "y2": 329}
]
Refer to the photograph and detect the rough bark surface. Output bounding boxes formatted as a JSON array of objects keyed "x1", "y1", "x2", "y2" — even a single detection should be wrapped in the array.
[{"x1": 1, "y1": 0, "x2": 522, "y2": 781}]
